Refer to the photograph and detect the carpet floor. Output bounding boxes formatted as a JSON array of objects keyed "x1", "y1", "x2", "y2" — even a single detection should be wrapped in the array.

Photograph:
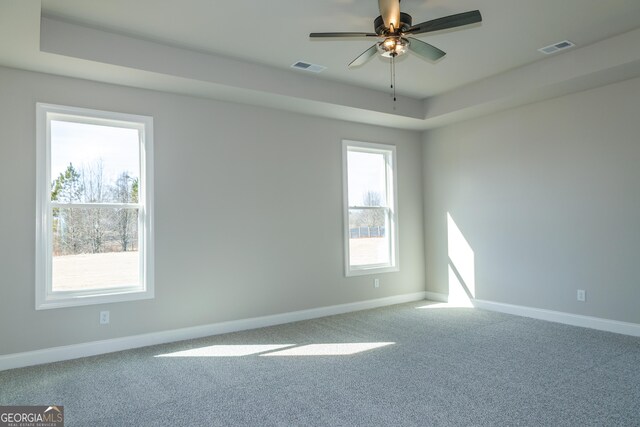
[{"x1": 1, "y1": 301, "x2": 639, "y2": 426}]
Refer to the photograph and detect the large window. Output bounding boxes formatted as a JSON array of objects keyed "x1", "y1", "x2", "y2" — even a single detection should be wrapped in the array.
[
  {"x1": 342, "y1": 140, "x2": 398, "y2": 276},
  {"x1": 36, "y1": 104, "x2": 154, "y2": 309}
]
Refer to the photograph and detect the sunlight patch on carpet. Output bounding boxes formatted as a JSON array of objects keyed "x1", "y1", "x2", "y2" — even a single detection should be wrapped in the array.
[
  {"x1": 260, "y1": 342, "x2": 394, "y2": 356},
  {"x1": 416, "y1": 302, "x2": 474, "y2": 309},
  {"x1": 155, "y1": 344, "x2": 294, "y2": 357}
]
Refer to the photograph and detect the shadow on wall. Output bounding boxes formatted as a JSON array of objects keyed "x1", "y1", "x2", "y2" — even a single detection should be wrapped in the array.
[{"x1": 447, "y1": 212, "x2": 475, "y2": 306}]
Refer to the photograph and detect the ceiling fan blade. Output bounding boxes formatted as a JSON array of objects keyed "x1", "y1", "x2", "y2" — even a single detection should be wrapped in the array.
[
  {"x1": 378, "y1": 0, "x2": 401, "y2": 30},
  {"x1": 407, "y1": 10, "x2": 482, "y2": 35},
  {"x1": 348, "y1": 44, "x2": 378, "y2": 68},
  {"x1": 310, "y1": 32, "x2": 378, "y2": 38},
  {"x1": 408, "y1": 38, "x2": 446, "y2": 61}
]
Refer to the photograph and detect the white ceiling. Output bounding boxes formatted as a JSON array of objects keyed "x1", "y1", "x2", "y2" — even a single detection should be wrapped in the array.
[{"x1": 2, "y1": 0, "x2": 640, "y2": 129}]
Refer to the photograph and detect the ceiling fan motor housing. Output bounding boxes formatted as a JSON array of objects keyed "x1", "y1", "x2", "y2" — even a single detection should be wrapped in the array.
[{"x1": 374, "y1": 12, "x2": 412, "y2": 35}]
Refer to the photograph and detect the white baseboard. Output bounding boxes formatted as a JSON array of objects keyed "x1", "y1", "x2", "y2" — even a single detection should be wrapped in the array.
[
  {"x1": 7, "y1": 291, "x2": 634, "y2": 372},
  {"x1": 0, "y1": 291, "x2": 427, "y2": 371},
  {"x1": 424, "y1": 291, "x2": 448, "y2": 303},
  {"x1": 423, "y1": 291, "x2": 640, "y2": 337},
  {"x1": 472, "y1": 299, "x2": 640, "y2": 337}
]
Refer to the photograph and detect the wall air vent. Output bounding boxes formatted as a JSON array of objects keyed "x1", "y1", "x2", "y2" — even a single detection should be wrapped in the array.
[
  {"x1": 291, "y1": 61, "x2": 326, "y2": 73},
  {"x1": 538, "y1": 40, "x2": 575, "y2": 55}
]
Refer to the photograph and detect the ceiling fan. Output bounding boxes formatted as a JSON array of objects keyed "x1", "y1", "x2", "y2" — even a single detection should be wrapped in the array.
[{"x1": 310, "y1": 0, "x2": 482, "y2": 68}]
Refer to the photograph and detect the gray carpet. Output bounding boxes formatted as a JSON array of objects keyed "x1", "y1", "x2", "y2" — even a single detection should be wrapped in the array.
[{"x1": 1, "y1": 301, "x2": 640, "y2": 426}]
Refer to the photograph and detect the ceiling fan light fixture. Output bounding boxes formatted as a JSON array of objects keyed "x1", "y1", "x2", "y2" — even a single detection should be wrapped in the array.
[{"x1": 377, "y1": 37, "x2": 409, "y2": 58}]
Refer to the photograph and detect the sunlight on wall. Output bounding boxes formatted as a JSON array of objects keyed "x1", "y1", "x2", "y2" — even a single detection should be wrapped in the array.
[
  {"x1": 447, "y1": 213, "x2": 475, "y2": 305},
  {"x1": 154, "y1": 342, "x2": 394, "y2": 358},
  {"x1": 447, "y1": 265, "x2": 474, "y2": 307}
]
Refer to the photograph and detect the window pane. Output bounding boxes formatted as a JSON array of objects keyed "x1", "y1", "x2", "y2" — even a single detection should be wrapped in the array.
[
  {"x1": 52, "y1": 206, "x2": 139, "y2": 291},
  {"x1": 347, "y1": 150, "x2": 387, "y2": 207},
  {"x1": 50, "y1": 120, "x2": 140, "y2": 203},
  {"x1": 348, "y1": 208, "x2": 390, "y2": 266}
]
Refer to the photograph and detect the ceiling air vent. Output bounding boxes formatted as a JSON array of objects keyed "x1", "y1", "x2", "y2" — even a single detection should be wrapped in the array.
[
  {"x1": 291, "y1": 61, "x2": 326, "y2": 73},
  {"x1": 538, "y1": 40, "x2": 575, "y2": 55}
]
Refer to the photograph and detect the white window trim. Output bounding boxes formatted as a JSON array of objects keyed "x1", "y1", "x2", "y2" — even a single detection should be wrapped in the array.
[
  {"x1": 35, "y1": 103, "x2": 155, "y2": 309},
  {"x1": 342, "y1": 140, "x2": 399, "y2": 277}
]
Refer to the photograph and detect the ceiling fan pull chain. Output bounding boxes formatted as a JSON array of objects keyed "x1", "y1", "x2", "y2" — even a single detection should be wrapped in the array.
[
  {"x1": 392, "y1": 54, "x2": 397, "y2": 103},
  {"x1": 390, "y1": 56, "x2": 394, "y2": 90}
]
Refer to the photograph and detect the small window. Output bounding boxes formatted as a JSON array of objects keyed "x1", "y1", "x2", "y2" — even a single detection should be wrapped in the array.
[
  {"x1": 35, "y1": 104, "x2": 154, "y2": 309},
  {"x1": 342, "y1": 140, "x2": 399, "y2": 276}
]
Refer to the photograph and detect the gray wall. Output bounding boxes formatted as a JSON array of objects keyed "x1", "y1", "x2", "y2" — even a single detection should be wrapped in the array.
[
  {"x1": 423, "y1": 76, "x2": 640, "y2": 324},
  {"x1": 0, "y1": 66, "x2": 425, "y2": 355}
]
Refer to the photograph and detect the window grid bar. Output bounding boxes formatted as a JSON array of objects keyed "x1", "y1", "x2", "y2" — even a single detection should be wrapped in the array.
[{"x1": 51, "y1": 202, "x2": 141, "y2": 209}]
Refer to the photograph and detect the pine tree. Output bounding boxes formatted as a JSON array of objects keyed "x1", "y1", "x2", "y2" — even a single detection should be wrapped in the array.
[
  {"x1": 51, "y1": 163, "x2": 83, "y2": 203},
  {"x1": 51, "y1": 164, "x2": 83, "y2": 254}
]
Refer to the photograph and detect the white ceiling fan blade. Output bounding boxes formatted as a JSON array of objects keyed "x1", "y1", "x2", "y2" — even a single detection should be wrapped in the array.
[{"x1": 378, "y1": 0, "x2": 400, "y2": 31}]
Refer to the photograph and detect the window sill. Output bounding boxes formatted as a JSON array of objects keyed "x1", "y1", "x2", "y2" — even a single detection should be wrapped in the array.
[
  {"x1": 35, "y1": 287, "x2": 154, "y2": 310},
  {"x1": 345, "y1": 265, "x2": 399, "y2": 277}
]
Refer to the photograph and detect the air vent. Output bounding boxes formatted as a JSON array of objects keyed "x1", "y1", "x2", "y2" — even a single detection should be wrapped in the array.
[
  {"x1": 538, "y1": 40, "x2": 575, "y2": 55},
  {"x1": 291, "y1": 61, "x2": 326, "y2": 73}
]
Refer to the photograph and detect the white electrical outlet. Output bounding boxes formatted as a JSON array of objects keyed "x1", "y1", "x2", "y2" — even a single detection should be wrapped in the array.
[
  {"x1": 374, "y1": 278, "x2": 380, "y2": 288},
  {"x1": 100, "y1": 310, "x2": 110, "y2": 324},
  {"x1": 577, "y1": 290, "x2": 586, "y2": 302}
]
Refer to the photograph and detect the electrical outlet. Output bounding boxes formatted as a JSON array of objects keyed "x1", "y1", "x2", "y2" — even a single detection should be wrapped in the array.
[
  {"x1": 100, "y1": 310, "x2": 110, "y2": 325},
  {"x1": 374, "y1": 278, "x2": 380, "y2": 288},
  {"x1": 577, "y1": 290, "x2": 586, "y2": 302}
]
